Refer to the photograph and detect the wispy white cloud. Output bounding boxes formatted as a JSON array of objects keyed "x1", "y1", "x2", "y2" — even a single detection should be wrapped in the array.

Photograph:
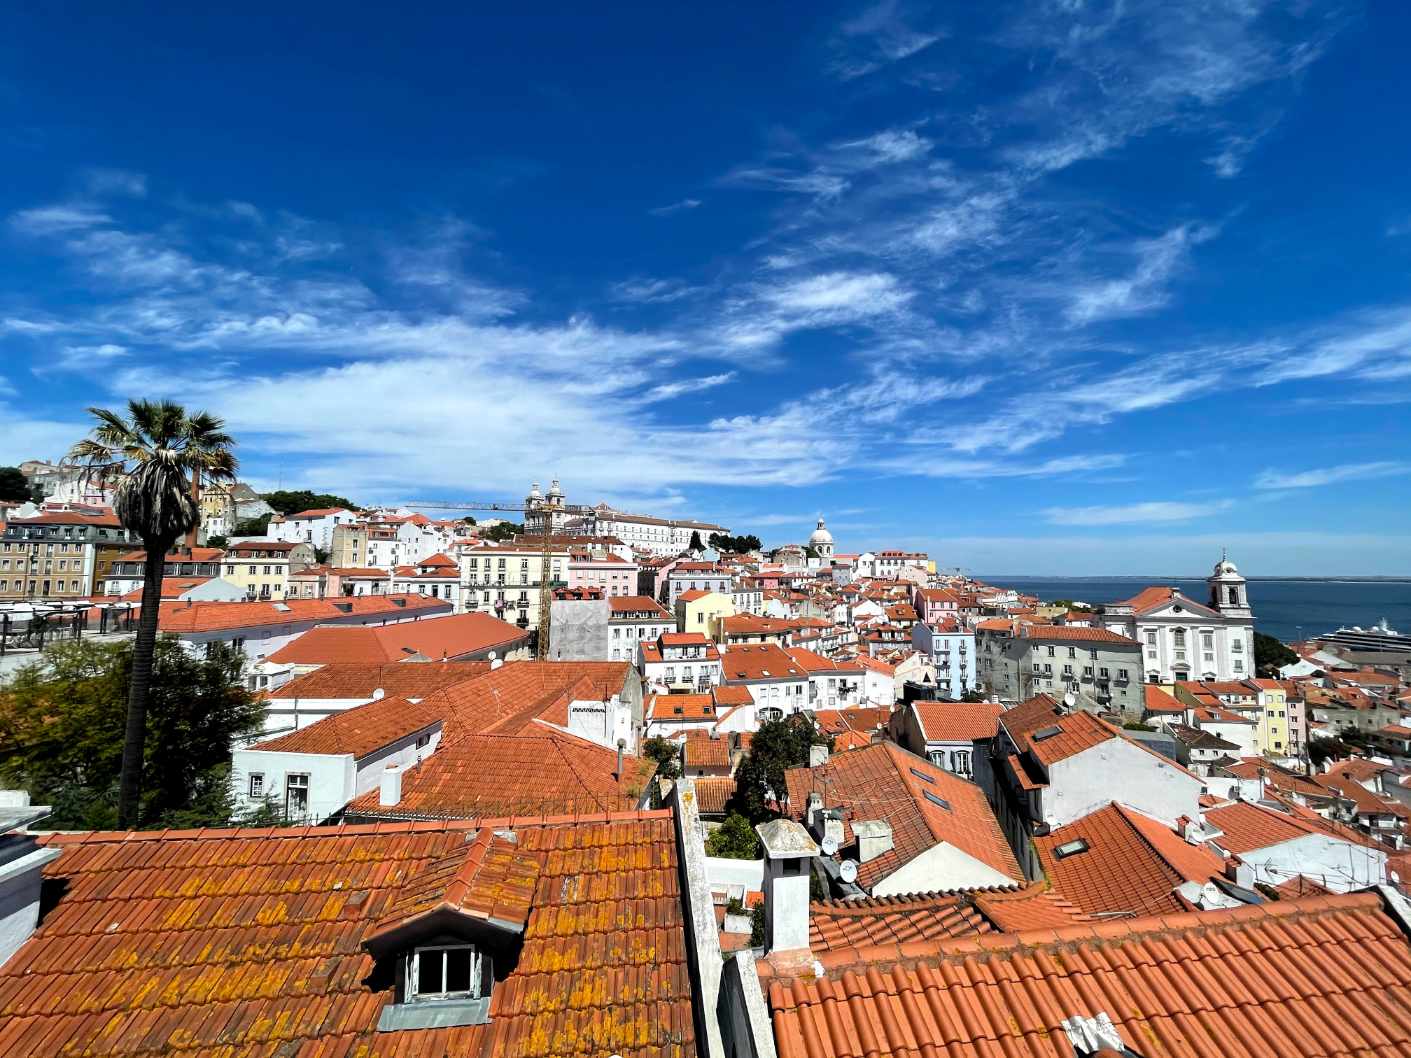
[
  {"x1": 1043, "y1": 500, "x2": 1234, "y2": 526},
  {"x1": 1063, "y1": 223, "x2": 1219, "y2": 325},
  {"x1": 649, "y1": 198, "x2": 702, "y2": 217},
  {"x1": 830, "y1": 0, "x2": 943, "y2": 80},
  {"x1": 835, "y1": 129, "x2": 933, "y2": 167},
  {"x1": 641, "y1": 372, "x2": 737, "y2": 403},
  {"x1": 81, "y1": 167, "x2": 148, "y2": 198},
  {"x1": 1254, "y1": 461, "x2": 1411, "y2": 490},
  {"x1": 610, "y1": 277, "x2": 704, "y2": 304},
  {"x1": 723, "y1": 166, "x2": 850, "y2": 200},
  {"x1": 10, "y1": 204, "x2": 111, "y2": 235}
]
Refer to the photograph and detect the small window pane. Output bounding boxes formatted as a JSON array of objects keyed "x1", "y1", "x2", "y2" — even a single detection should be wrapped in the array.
[
  {"x1": 445, "y1": 948, "x2": 473, "y2": 993},
  {"x1": 419, "y1": 951, "x2": 444, "y2": 994}
]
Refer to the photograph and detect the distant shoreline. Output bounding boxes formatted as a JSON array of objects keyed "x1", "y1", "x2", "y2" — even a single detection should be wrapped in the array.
[{"x1": 976, "y1": 575, "x2": 1411, "y2": 584}]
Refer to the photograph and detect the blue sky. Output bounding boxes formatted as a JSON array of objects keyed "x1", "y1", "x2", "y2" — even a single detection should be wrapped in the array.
[{"x1": 2, "y1": 2, "x2": 1409, "y2": 575}]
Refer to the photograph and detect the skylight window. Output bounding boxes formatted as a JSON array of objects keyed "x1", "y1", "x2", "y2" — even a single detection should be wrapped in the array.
[
  {"x1": 908, "y1": 767, "x2": 935, "y2": 784},
  {"x1": 1032, "y1": 725, "x2": 1063, "y2": 741},
  {"x1": 1053, "y1": 838, "x2": 1090, "y2": 859},
  {"x1": 922, "y1": 790, "x2": 951, "y2": 811}
]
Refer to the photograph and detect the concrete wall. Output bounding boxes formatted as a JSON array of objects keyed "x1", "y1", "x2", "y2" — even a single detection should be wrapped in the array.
[
  {"x1": 230, "y1": 749, "x2": 354, "y2": 823},
  {"x1": 1237, "y1": 833, "x2": 1387, "y2": 893},
  {"x1": 548, "y1": 596, "x2": 609, "y2": 660},
  {"x1": 871, "y1": 840, "x2": 1018, "y2": 896},
  {"x1": 1047, "y1": 739, "x2": 1202, "y2": 828}
]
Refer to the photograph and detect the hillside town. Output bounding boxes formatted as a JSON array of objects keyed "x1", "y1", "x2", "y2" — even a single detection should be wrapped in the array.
[{"x1": 4, "y1": 459, "x2": 1411, "y2": 1057}]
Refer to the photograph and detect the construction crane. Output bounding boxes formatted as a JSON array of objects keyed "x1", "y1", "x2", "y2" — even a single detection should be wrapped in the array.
[{"x1": 398, "y1": 486, "x2": 595, "y2": 660}]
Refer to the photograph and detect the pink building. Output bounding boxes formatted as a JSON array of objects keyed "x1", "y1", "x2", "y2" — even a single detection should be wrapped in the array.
[{"x1": 568, "y1": 552, "x2": 640, "y2": 598}]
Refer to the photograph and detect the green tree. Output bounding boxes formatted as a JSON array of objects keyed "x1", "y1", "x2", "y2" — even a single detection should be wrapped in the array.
[
  {"x1": 233, "y1": 513, "x2": 272, "y2": 536},
  {"x1": 708, "y1": 532, "x2": 762, "y2": 554},
  {"x1": 727, "y1": 713, "x2": 830, "y2": 823},
  {"x1": 261, "y1": 489, "x2": 357, "y2": 515},
  {"x1": 689, "y1": 530, "x2": 705, "y2": 553},
  {"x1": 960, "y1": 688, "x2": 989, "y2": 703},
  {"x1": 1254, "y1": 631, "x2": 1298, "y2": 677},
  {"x1": 642, "y1": 735, "x2": 682, "y2": 780},
  {"x1": 749, "y1": 903, "x2": 766, "y2": 947},
  {"x1": 481, "y1": 521, "x2": 521, "y2": 543},
  {"x1": 0, "y1": 638, "x2": 263, "y2": 829},
  {"x1": 704, "y1": 811, "x2": 762, "y2": 859},
  {"x1": 68, "y1": 400, "x2": 238, "y2": 828},
  {"x1": 0, "y1": 465, "x2": 30, "y2": 502},
  {"x1": 206, "y1": 534, "x2": 229, "y2": 550}
]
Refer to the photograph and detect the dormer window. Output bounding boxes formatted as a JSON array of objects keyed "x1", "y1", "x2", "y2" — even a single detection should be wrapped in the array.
[{"x1": 407, "y1": 944, "x2": 490, "y2": 1002}]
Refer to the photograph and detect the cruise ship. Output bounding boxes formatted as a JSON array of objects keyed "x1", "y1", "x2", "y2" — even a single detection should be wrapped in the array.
[{"x1": 1315, "y1": 619, "x2": 1410, "y2": 654}]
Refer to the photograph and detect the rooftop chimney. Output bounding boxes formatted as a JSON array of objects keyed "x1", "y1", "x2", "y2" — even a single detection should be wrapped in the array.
[
  {"x1": 808, "y1": 743, "x2": 829, "y2": 768},
  {"x1": 0, "y1": 792, "x2": 61, "y2": 971},
  {"x1": 755, "y1": 818, "x2": 818, "y2": 956},
  {"x1": 853, "y1": 819, "x2": 894, "y2": 864},
  {"x1": 379, "y1": 763, "x2": 405, "y2": 807},
  {"x1": 615, "y1": 738, "x2": 626, "y2": 781}
]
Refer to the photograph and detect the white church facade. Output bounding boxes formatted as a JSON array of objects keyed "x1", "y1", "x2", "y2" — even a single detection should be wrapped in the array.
[{"x1": 1100, "y1": 555, "x2": 1256, "y2": 684}]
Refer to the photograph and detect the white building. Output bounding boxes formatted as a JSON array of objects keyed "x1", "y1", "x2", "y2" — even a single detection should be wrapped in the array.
[
  {"x1": 806, "y1": 517, "x2": 834, "y2": 563},
  {"x1": 581, "y1": 502, "x2": 728, "y2": 557},
  {"x1": 666, "y1": 562, "x2": 734, "y2": 608},
  {"x1": 268, "y1": 508, "x2": 357, "y2": 552},
  {"x1": 1101, "y1": 555, "x2": 1256, "y2": 683},
  {"x1": 720, "y1": 643, "x2": 809, "y2": 722},
  {"x1": 639, "y1": 632, "x2": 722, "y2": 694},
  {"x1": 911, "y1": 621, "x2": 977, "y2": 700},
  {"x1": 459, "y1": 540, "x2": 571, "y2": 630},
  {"x1": 607, "y1": 595, "x2": 676, "y2": 663}
]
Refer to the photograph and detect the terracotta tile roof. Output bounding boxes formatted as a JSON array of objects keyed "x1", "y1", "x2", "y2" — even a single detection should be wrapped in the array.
[
  {"x1": 1035, "y1": 803, "x2": 1224, "y2": 917},
  {"x1": 1116, "y1": 584, "x2": 1220, "y2": 618},
  {"x1": 711, "y1": 684, "x2": 755, "y2": 707},
  {"x1": 156, "y1": 593, "x2": 450, "y2": 633},
  {"x1": 675, "y1": 589, "x2": 711, "y2": 602},
  {"x1": 784, "y1": 742, "x2": 1021, "y2": 890},
  {"x1": 118, "y1": 576, "x2": 216, "y2": 601},
  {"x1": 5, "y1": 814, "x2": 694, "y2": 1058},
  {"x1": 723, "y1": 643, "x2": 806, "y2": 681},
  {"x1": 267, "y1": 611, "x2": 528, "y2": 664},
  {"x1": 267, "y1": 661, "x2": 486, "y2": 701},
  {"x1": 761, "y1": 891, "x2": 1411, "y2": 1058},
  {"x1": 970, "y1": 882, "x2": 1091, "y2": 931},
  {"x1": 662, "y1": 631, "x2": 711, "y2": 646},
  {"x1": 1271, "y1": 874, "x2": 1334, "y2": 899},
  {"x1": 608, "y1": 594, "x2": 673, "y2": 617},
  {"x1": 683, "y1": 738, "x2": 732, "y2": 769},
  {"x1": 809, "y1": 892, "x2": 993, "y2": 952},
  {"x1": 1018, "y1": 709, "x2": 1118, "y2": 766},
  {"x1": 253, "y1": 693, "x2": 443, "y2": 758},
  {"x1": 1205, "y1": 799, "x2": 1381, "y2": 854},
  {"x1": 346, "y1": 724, "x2": 655, "y2": 820},
  {"x1": 1144, "y1": 684, "x2": 1184, "y2": 712},
  {"x1": 1318, "y1": 774, "x2": 1411, "y2": 819},
  {"x1": 1326, "y1": 757, "x2": 1389, "y2": 783},
  {"x1": 287, "y1": 506, "x2": 350, "y2": 517},
  {"x1": 1020, "y1": 624, "x2": 1140, "y2": 646},
  {"x1": 647, "y1": 692, "x2": 717, "y2": 722},
  {"x1": 784, "y1": 646, "x2": 864, "y2": 673},
  {"x1": 1193, "y1": 703, "x2": 1257, "y2": 725},
  {"x1": 813, "y1": 707, "x2": 891, "y2": 736},
  {"x1": 113, "y1": 546, "x2": 225, "y2": 563},
  {"x1": 432, "y1": 661, "x2": 636, "y2": 738},
  {"x1": 721, "y1": 613, "x2": 794, "y2": 636},
  {"x1": 911, "y1": 700, "x2": 1003, "y2": 743},
  {"x1": 694, "y1": 776, "x2": 735, "y2": 814}
]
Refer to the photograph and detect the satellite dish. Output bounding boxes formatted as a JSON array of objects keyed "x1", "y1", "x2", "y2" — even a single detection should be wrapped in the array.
[
  {"x1": 1062, "y1": 691, "x2": 1077, "y2": 710},
  {"x1": 839, "y1": 859, "x2": 859, "y2": 884},
  {"x1": 821, "y1": 835, "x2": 840, "y2": 857}
]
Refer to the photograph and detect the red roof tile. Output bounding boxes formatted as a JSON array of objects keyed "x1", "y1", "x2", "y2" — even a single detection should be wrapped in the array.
[
  {"x1": 7, "y1": 814, "x2": 694, "y2": 1058},
  {"x1": 156, "y1": 593, "x2": 450, "y2": 633},
  {"x1": 762, "y1": 891, "x2": 1411, "y2": 1058},
  {"x1": 267, "y1": 611, "x2": 528, "y2": 664},
  {"x1": 809, "y1": 892, "x2": 993, "y2": 952},
  {"x1": 723, "y1": 643, "x2": 806, "y2": 681},
  {"x1": 785, "y1": 742, "x2": 1021, "y2": 889},
  {"x1": 911, "y1": 700, "x2": 1003, "y2": 742},
  {"x1": 266, "y1": 661, "x2": 486, "y2": 701},
  {"x1": 1035, "y1": 803, "x2": 1224, "y2": 917},
  {"x1": 253, "y1": 693, "x2": 442, "y2": 757}
]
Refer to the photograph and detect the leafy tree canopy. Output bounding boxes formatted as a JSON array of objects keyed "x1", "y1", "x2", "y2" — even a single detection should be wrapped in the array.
[
  {"x1": 689, "y1": 530, "x2": 705, "y2": 552},
  {"x1": 262, "y1": 489, "x2": 358, "y2": 516},
  {"x1": 704, "y1": 811, "x2": 762, "y2": 859},
  {"x1": 728, "y1": 713, "x2": 830, "y2": 823},
  {"x1": 0, "y1": 466, "x2": 31, "y2": 503},
  {"x1": 0, "y1": 638, "x2": 264, "y2": 829},
  {"x1": 233, "y1": 513, "x2": 272, "y2": 536},
  {"x1": 480, "y1": 521, "x2": 522, "y2": 542},
  {"x1": 206, "y1": 534, "x2": 229, "y2": 550},
  {"x1": 708, "y1": 532, "x2": 762, "y2": 554},
  {"x1": 642, "y1": 735, "x2": 682, "y2": 780},
  {"x1": 1254, "y1": 631, "x2": 1298, "y2": 677}
]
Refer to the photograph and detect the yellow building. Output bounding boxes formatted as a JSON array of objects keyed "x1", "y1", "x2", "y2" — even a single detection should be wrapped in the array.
[
  {"x1": 223, "y1": 541, "x2": 311, "y2": 600},
  {"x1": 675, "y1": 589, "x2": 735, "y2": 637},
  {"x1": 1251, "y1": 679, "x2": 1291, "y2": 757}
]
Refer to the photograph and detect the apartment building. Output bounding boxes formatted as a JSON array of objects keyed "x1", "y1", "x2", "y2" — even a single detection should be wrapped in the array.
[{"x1": 0, "y1": 506, "x2": 133, "y2": 600}]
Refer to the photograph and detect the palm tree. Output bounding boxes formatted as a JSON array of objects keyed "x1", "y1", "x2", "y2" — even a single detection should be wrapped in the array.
[{"x1": 69, "y1": 400, "x2": 237, "y2": 828}]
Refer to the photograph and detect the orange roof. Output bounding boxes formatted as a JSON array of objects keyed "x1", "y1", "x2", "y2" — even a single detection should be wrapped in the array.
[
  {"x1": 266, "y1": 661, "x2": 485, "y2": 700},
  {"x1": 723, "y1": 643, "x2": 806, "y2": 681},
  {"x1": 761, "y1": 892, "x2": 1411, "y2": 1058},
  {"x1": 156, "y1": 593, "x2": 449, "y2": 633},
  {"x1": 267, "y1": 611, "x2": 528, "y2": 664},
  {"x1": 1116, "y1": 584, "x2": 1219, "y2": 617},
  {"x1": 683, "y1": 737, "x2": 732, "y2": 768},
  {"x1": 432, "y1": 661, "x2": 636, "y2": 739},
  {"x1": 1144, "y1": 684, "x2": 1184, "y2": 712},
  {"x1": 809, "y1": 892, "x2": 992, "y2": 952},
  {"x1": 254, "y1": 693, "x2": 442, "y2": 757},
  {"x1": 675, "y1": 589, "x2": 711, "y2": 602},
  {"x1": 694, "y1": 776, "x2": 735, "y2": 814},
  {"x1": 1034, "y1": 803, "x2": 1224, "y2": 917},
  {"x1": 112, "y1": 546, "x2": 223, "y2": 563},
  {"x1": 607, "y1": 594, "x2": 672, "y2": 617},
  {"x1": 1205, "y1": 799, "x2": 1381, "y2": 854},
  {"x1": 346, "y1": 724, "x2": 655, "y2": 819},
  {"x1": 911, "y1": 700, "x2": 1003, "y2": 743},
  {"x1": 721, "y1": 613, "x2": 794, "y2": 635},
  {"x1": 785, "y1": 742, "x2": 1021, "y2": 889},
  {"x1": 118, "y1": 576, "x2": 217, "y2": 601},
  {"x1": 1020, "y1": 624, "x2": 1139, "y2": 646},
  {"x1": 662, "y1": 631, "x2": 711, "y2": 646},
  {"x1": 287, "y1": 506, "x2": 349, "y2": 517},
  {"x1": 813, "y1": 707, "x2": 891, "y2": 736},
  {"x1": 711, "y1": 684, "x2": 754, "y2": 707},
  {"x1": 10, "y1": 814, "x2": 692, "y2": 1058},
  {"x1": 647, "y1": 692, "x2": 717, "y2": 722},
  {"x1": 784, "y1": 646, "x2": 864, "y2": 674}
]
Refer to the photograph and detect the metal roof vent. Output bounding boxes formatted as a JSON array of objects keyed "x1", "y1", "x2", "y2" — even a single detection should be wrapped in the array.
[
  {"x1": 1061, "y1": 1012, "x2": 1143, "y2": 1057},
  {"x1": 1033, "y1": 725, "x2": 1063, "y2": 741}
]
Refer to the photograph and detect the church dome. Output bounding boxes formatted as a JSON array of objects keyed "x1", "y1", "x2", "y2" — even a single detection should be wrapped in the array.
[
  {"x1": 808, "y1": 517, "x2": 834, "y2": 547},
  {"x1": 1212, "y1": 554, "x2": 1240, "y2": 577}
]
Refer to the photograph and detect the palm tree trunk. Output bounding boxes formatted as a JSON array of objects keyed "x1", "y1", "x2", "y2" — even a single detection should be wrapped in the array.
[
  {"x1": 117, "y1": 546, "x2": 166, "y2": 828},
  {"x1": 185, "y1": 472, "x2": 200, "y2": 553}
]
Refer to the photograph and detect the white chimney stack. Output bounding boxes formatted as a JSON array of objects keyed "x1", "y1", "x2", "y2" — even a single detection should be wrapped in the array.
[
  {"x1": 379, "y1": 763, "x2": 405, "y2": 807},
  {"x1": 755, "y1": 818, "x2": 818, "y2": 956},
  {"x1": 853, "y1": 819, "x2": 893, "y2": 864},
  {"x1": 0, "y1": 792, "x2": 61, "y2": 971},
  {"x1": 809, "y1": 743, "x2": 829, "y2": 767}
]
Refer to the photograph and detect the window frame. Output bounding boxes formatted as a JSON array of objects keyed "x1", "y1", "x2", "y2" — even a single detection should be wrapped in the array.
[{"x1": 407, "y1": 943, "x2": 487, "y2": 1003}]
